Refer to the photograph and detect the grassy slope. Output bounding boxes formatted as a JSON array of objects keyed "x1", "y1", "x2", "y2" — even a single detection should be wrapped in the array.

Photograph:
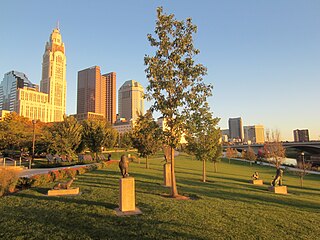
[{"x1": 0, "y1": 152, "x2": 319, "y2": 240}]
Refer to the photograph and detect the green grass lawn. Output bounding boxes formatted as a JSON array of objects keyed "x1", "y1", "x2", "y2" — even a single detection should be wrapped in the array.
[{"x1": 0, "y1": 153, "x2": 319, "y2": 240}]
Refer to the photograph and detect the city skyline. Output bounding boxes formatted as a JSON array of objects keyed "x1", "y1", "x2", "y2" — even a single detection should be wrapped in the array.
[{"x1": 0, "y1": 1, "x2": 319, "y2": 140}]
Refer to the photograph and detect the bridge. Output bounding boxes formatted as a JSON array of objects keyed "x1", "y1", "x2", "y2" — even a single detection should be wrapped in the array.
[{"x1": 223, "y1": 141, "x2": 320, "y2": 155}]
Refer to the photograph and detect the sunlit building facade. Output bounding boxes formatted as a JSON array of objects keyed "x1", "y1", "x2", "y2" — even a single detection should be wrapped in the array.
[
  {"x1": 243, "y1": 125, "x2": 265, "y2": 144},
  {"x1": 40, "y1": 27, "x2": 67, "y2": 122},
  {"x1": 118, "y1": 80, "x2": 144, "y2": 122},
  {"x1": 77, "y1": 66, "x2": 116, "y2": 123}
]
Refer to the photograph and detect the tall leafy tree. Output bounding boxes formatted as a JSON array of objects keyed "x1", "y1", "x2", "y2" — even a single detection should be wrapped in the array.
[
  {"x1": 132, "y1": 111, "x2": 162, "y2": 169},
  {"x1": 82, "y1": 119, "x2": 109, "y2": 160},
  {"x1": 145, "y1": 7, "x2": 212, "y2": 197},
  {"x1": 0, "y1": 112, "x2": 31, "y2": 151},
  {"x1": 185, "y1": 106, "x2": 221, "y2": 182},
  {"x1": 45, "y1": 115, "x2": 82, "y2": 159},
  {"x1": 119, "y1": 132, "x2": 133, "y2": 151},
  {"x1": 104, "y1": 124, "x2": 118, "y2": 149}
]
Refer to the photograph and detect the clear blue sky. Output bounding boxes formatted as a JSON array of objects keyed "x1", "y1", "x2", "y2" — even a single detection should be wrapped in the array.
[{"x1": 1, "y1": 0, "x2": 319, "y2": 141}]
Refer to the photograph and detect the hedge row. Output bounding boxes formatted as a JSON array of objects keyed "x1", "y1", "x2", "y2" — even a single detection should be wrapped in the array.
[{"x1": 1, "y1": 161, "x2": 109, "y2": 196}]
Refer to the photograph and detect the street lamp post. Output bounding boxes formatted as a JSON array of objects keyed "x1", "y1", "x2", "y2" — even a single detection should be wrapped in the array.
[{"x1": 30, "y1": 119, "x2": 36, "y2": 169}]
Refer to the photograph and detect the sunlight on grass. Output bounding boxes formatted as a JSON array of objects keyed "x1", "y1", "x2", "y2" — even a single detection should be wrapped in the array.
[{"x1": 0, "y1": 154, "x2": 319, "y2": 239}]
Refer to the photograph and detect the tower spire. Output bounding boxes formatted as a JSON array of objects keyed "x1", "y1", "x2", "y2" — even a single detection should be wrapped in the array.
[{"x1": 56, "y1": 20, "x2": 60, "y2": 30}]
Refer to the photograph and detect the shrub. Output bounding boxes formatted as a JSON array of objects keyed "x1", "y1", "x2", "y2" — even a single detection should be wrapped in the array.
[{"x1": 0, "y1": 169, "x2": 19, "y2": 196}]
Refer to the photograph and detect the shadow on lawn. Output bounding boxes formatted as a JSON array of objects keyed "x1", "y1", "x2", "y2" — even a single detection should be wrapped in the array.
[
  {"x1": 5, "y1": 195, "x2": 205, "y2": 240},
  {"x1": 178, "y1": 179, "x2": 320, "y2": 211}
]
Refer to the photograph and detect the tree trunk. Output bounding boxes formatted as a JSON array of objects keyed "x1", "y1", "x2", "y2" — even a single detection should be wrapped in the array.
[
  {"x1": 213, "y1": 161, "x2": 217, "y2": 173},
  {"x1": 300, "y1": 176, "x2": 304, "y2": 188},
  {"x1": 228, "y1": 158, "x2": 230, "y2": 164},
  {"x1": 146, "y1": 156, "x2": 149, "y2": 169},
  {"x1": 202, "y1": 159, "x2": 206, "y2": 182},
  {"x1": 170, "y1": 147, "x2": 178, "y2": 197}
]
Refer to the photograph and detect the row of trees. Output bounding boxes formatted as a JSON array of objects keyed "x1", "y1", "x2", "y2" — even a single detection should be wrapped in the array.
[{"x1": 0, "y1": 113, "x2": 120, "y2": 160}]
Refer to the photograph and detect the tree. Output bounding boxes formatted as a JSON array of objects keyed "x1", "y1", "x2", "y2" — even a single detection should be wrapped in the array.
[
  {"x1": 131, "y1": 111, "x2": 162, "y2": 169},
  {"x1": 226, "y1": 148, "x2": 237, "y2": 164},
  {"x1": 145, "y1": 7, "x2": 211, "y2": 197},
  {"x1": 264, "y1": 130, "x2": 286, "y2": 169},
  {"x1": 45, "y1": 115, "x2": 82, "y2": 160},
  {"x1": 293, "y1": 152, "x2": 312, "y2": 188},
  {"x1": 185, "y1": 106, "x2": 221, "y2": 182},
  {"x1": 82, "y1": 119, "x2": 108, "y2": 160},
  {"x1": 119, "y1": 132, "x2": 133, "y2": 151},
  {"x1": 246, "y1": 146, "x2": 257, "y2": 166},
  {"x1": 0, "y1": 112, "x2": 32, "y2": 151},
  {"x1": 212, "y1": 144, "x2": 222, "y2": 173},
  {"x1": 104, "y1": 126, "x2": 118, "y2": 149}
]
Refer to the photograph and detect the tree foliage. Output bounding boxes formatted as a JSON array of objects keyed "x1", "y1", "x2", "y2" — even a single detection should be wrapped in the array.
[
  {"x1": 226, "y1": 148, "x2": 238, "y2": 164},
  {"x1": 119, "y1": 132, "x2": 133, "y2": 151},
  {"x1": 185, "y1": 107, "x2": 221, "y2": 182},
  {"x1": 145, "y1": 7, "x2": 211, "y2": 197},
  {"x1": 245, "y1": 146, "x2": 257, "y2": 165},
  {"x1": 131, "y1": 111, "x2": 163, "y2": 168},
  {"x1": 82, "y1": 119, "x2": 109, "y2": 160},
  {"x1": 44, "y1": 115, "x2": 82, "y2": 159},
  {"x1": 0, "y1": 113, "x2": 32, "y2": 151}
]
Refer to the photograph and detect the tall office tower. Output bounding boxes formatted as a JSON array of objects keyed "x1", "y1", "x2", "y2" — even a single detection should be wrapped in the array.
[
  {"x1": 0, "y1": 71, "x2": 38, "y2": 111},
  {"x1": 0, "y1": 71, "x2": 49, "y2": 122},
  {"x1": 40, "y1": 27, "x2": 67, "y2": 122},
  {"x1": 77, "y1": 66, "x2": 116, "y2": 123},
  {"x1": 293, "y1": 129, "x2": 309, "y2": 142},
  {"x1": 228, "y1": 117, "x2": 244, "y2": 142},
  {"x1": 118, "y1": 80, "x2": 144, "y2": 121},
  {"x1": 103, "y1": 72, "x2": 116, "y2": 123},
  {"x1": 243, "y1": 125, "x2": 265, "y2": 144}
]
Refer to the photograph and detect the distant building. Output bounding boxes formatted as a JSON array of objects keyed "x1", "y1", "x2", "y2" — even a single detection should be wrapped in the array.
[
  {"x1": 244, "y1": 125, "x2": 265, "y2": 144},
  {"x1": 221, "y1": 129, "x2": 229, "y2": 142},
  {"x1": 0, "y1": 71, "x2": 49, "y2": 122},
  {"x1": 0, "y1": 27, "x2": 66, "y2": 123},
  {"x1": 40, "y1": 27, "x2": 67, "y2": 122},
  {"x1": 293, "y1": 129, "x2": 309, "y2": 142},
  {"x1": 228, "y1": 117, "x2": 244, "y2": 142},
  {"x1": 77, "y1": 66, "x2": 116, "y2": 123},
  {"x1": 71, "y1": 112, "x2": 104, "y2": 122},
  {"x1": 118, "y1": 80, "x2": 144, "y2": 122},
  {"x1": 113, "y1": 120, "x2": 134, "y2": 134}
]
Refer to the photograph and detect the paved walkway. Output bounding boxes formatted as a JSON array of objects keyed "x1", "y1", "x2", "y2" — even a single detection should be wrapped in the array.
[{"x1": 18, "y1": 160, "x2": 119, "y2": 178}]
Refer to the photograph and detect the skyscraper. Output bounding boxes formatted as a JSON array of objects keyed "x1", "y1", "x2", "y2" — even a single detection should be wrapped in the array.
[
  {"x1": 40, "y1": 27, "x2": 67, "y2": 122},
  {"x1": 293, "y1": 129, "x2": 309, "y2": 142},
  {"x1": 228, "y1": 117, "x2": 244, "y2": 142},
  {"x1": 103, "y1": 72, "x2": 116, "y2": 123},
  {"x1": 77, "y1": 66, "x2": 116, "y2": 123},
  {"x1": 118, "y1": 80, "x2": 144, "y2": 121},
  {"x1": 244, "y1": 125, "x2": 265, "y2": 144},
  {"x1": 0, "y1": 70, "x2": 50, "y2": 122}
]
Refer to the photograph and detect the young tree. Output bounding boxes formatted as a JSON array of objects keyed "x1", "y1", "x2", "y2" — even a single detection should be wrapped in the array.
[
  {"x1": 131, "y1": 111, "x2": 162, "y2": 169},
  {"x1": 293, "y1": 152, "x2": 311, "y2": 188},
  {"x1": 264, "y1": 130, "x2": 286, "y2": 169},
  {"x1": 246, "y1": 146, "x2": 257, "y2": 166},
  {"x1": 119, "y1": 132, "x2": 133, "y2": 151},
  {"x1": 185, "y1": 107, "x2": 221, "y2": 182},
  {"x1": 104, "y1": 125, "x2": 118, "y2": 149},
  {"x1": 226, "y1": 148, "x2": 237, "y2": 164},
  {"x1": 82, "y1": 119, "x2": 108, "y2": 160},
  {"x1": 45, "y1": 115, "x2": 82, "y2": 160},
  {"x1": 212, "y1": 144, "x2": 222, "y2": 173},
  {"x1": 145, "y1": 7, "x2": 211, "y2": 197}
]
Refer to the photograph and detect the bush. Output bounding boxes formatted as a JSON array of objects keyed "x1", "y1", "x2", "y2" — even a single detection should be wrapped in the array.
[{"x1": 0, "y1": 169, "x2": 19, "y2": 196}]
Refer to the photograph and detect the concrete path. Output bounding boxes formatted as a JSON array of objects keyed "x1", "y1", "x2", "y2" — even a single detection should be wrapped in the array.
[{"x1": 18, "y1": 165, "x2": 90, "y2": 178}]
